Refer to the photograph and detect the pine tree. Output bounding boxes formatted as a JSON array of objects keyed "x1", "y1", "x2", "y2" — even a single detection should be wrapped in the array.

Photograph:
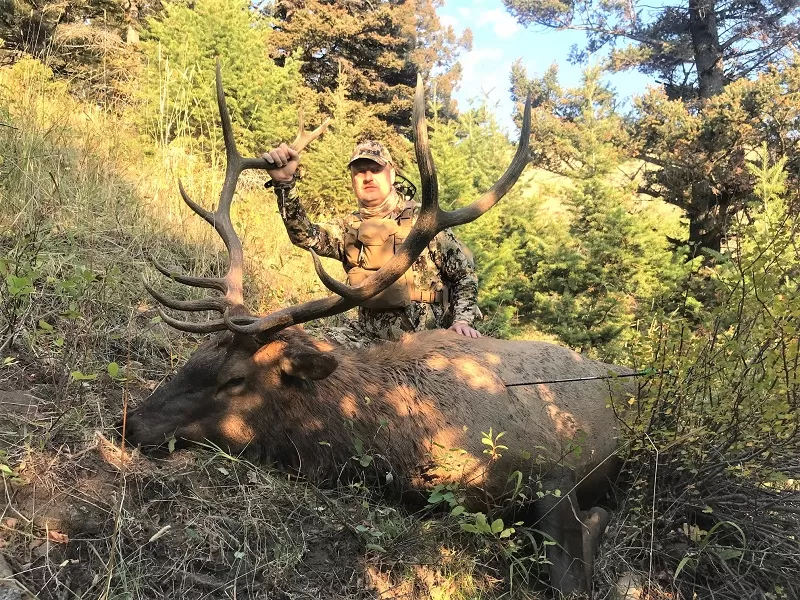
[
  {"x1": 506, "y1": 1, "x2": 800, "y2": 253},
  {"x1": 631, "y1": 59, "x2": 800, "y2": 254},
  {"x1": 502, "y1": 0, "x2": 800, "y2": 101},
  {"x1": 269, "y1": 0, "x2": 470, "y2": 129},
  {"x1": 510, "y1": 68, "x2": 687, "y2": 358},
  {"x1": 0, "y1": 0, "x2": 153, "y2": 101},
  {"x1": 141, "y1": 0, "x2": 301, "y2": 155}
]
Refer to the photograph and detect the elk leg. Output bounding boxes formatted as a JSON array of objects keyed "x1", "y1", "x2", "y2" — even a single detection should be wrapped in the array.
[
  {"x1": 534, "y1": 469, "x2": 589, "y2": 597},
  {"x1": 582, "y1": 506, "x2": 610, "y2": 589}
]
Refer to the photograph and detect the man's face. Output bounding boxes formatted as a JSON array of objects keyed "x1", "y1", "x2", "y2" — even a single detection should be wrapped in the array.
[{"x1": 350, "y1": 159, "x2": 396, "y2": 206}]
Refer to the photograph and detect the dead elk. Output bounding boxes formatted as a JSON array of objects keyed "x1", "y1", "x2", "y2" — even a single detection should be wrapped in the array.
[{"x1": 125, "y1": 63, "x2": 633, "y2": 597}]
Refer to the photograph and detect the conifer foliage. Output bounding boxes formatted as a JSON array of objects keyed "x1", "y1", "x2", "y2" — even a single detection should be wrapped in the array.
[
  {"x1": 141, "y1": 0, "x2": 301, "y2": 154},
  {"x1": 270, "y1": 0, "x2": 470, "y2": 129},
  {"x1": 505, "y1": 67, "x2": 686, "y2": 357}
]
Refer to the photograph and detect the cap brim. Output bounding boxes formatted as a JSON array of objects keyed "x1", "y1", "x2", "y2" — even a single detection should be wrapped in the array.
[{"x1": 348, "y1": 154, "x2": 388, "y2": 167}]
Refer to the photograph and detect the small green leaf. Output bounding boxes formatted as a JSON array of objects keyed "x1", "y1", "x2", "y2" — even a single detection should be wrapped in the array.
[
  {"x1": 451, "y1": 505, "x2": 465, "y2": 516},
  {"x1": 474, "y1": 513, "x2": 492, "y2": 533},
  {"x1": 70, "y1": 371, "x2": 98, "y2": 381},
  {"x1": 167, "y1": 437, "x2": 176, "y2": 453},
  {"x1": 359, "y1": 454, "x2": 373, "y2": 467},
  {"x1": 108, "y1": 362, "x2": 120, "y2": 378},
  {"x1": 38, "y1": 319, "x2": 53, "y2": 331},
  {"x1": 715, "y1": 547, "x2": 743, "y2": 561},
  {"x1": 365, "y1": 543, "x2": 385, "y2": 553},
  {"x1": 491, "y1": 518, "x2": 505, "y2": 534}
]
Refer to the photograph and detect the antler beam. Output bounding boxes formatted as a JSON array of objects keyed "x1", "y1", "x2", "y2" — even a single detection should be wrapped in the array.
[{"x1": 147, "y1": 60, "x2": 328, "y2": 332}]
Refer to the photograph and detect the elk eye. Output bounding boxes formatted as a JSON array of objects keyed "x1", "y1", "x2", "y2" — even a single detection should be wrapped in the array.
[{"x1": 221, "y1": 376, "x2": 246, "y2": 391}]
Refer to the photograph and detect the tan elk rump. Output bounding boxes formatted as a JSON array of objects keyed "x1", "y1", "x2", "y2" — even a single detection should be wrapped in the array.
[{"x1": 124, "y1": 62, "x2": 632, "y2": 597}]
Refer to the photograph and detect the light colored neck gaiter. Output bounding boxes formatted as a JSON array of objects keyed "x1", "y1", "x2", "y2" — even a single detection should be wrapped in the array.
[{"x1": 358, "y1": 189, "x2": 401, "y2": 219}]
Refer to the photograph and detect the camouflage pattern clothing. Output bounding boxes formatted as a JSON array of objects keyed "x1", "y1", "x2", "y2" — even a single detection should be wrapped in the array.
[{"x1": 273, "y1": 183, "x2": 482, "y2": 344}]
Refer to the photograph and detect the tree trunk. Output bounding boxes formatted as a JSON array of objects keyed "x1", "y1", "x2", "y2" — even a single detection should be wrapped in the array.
[
  {"x1": 688, "y1": 0, "x2": 725, "y2": 99},
  {"x1": 687, "y1": 0, "x2": 726, "y2": 254}
]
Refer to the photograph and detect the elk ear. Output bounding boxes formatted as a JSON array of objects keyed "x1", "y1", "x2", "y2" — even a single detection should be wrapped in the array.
[{"x1": 279, "y1": 347, "x2": 338, "y2": 381}]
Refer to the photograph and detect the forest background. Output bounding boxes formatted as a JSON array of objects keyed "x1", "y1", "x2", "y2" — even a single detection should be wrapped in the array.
[{"x1": 0, "y1": 0, "x2": 799, "y2": 599}]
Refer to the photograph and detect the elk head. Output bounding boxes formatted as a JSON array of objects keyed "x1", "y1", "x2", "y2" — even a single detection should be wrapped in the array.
[{"x1": 123, "y1": 60, "x2": 532, "y2": 454}]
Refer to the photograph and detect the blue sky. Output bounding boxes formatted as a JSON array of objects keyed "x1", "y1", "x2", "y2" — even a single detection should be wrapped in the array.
[{"x1": 437, "y1": 0, "x2": 655, "y2": 131}]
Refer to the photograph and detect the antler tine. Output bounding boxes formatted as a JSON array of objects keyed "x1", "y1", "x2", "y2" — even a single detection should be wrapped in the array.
[
  {"x1": 178, "y1": 180, "x2": 215, "y2": 227},
  {"x1": 225, "y1": 75, "x2": 530, "y2": 336},
  {"x1": 157, "y1": 308, "x2": 228, "y2": 334},
  {"x1": 438, "y1": 90, "x2": 532, "y2": 229},
  {"x1": 144, "y1": 282, "x2": 229, "y2": 313},
  {"x1": 413, "y1": 73, "x2": 440, "y2": 219},
  {"x1": 148, "y1": 60, "x2": 333, "y2": 332},
  {"x1": 291, "y1": 111, "x2": 332, "y2": 153},
  {"x1": 150, "y1": 256, "x2": 228, "y2": 292}
]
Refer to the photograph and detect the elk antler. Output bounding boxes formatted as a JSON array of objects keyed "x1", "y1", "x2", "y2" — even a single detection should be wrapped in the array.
[
  {"x1": 146, "y1": 60, "x2": 329, "y2": 333},
  {"x1": 220, "y1": 75, "x2": 532, "y2": 336},
  {"x1": 149, "y1": 67, "x2": 531, "y2": 337}
]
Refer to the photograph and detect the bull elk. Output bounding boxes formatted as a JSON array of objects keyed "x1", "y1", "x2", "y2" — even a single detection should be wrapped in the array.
[{"x1": 125, "y1": 62, "x2": 633, "y2": 597}]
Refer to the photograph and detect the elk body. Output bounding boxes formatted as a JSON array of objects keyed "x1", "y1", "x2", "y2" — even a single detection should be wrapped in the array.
[{"x1": 126, "y1": 64, "x2": 631, "y2": 597}]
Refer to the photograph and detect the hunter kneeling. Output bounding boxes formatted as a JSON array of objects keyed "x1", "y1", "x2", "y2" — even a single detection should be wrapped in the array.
[{"x1": 262, "y1": 140, "x2": 482, "y2": 345}]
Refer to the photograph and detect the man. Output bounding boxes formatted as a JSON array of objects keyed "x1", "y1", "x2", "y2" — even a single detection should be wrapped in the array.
[{"x1": 263, "y1": 139, "x2": 482, "y2": 343}]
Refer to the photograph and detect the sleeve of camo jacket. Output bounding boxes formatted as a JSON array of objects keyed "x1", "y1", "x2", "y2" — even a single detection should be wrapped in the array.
[
  {"x1": 434, "y1": 229, "x2": 483, "y2": 326},
  {"x1": 272, "y1": 184, "x2": 345, "y2": 262}
]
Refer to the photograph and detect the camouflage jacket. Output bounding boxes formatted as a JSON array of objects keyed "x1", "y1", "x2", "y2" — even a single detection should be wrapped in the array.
[{"x1": 272, "y1": 184, "x2": 482, "y2": 341}]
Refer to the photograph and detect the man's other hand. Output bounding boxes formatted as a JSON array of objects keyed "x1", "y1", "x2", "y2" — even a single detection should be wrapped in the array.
[
  {"x1": 262, "y1": 143, "x2": 299, "y2": 183},
  {"x1": 449, "y1": 321, "x2": 482, "y2": 338}
]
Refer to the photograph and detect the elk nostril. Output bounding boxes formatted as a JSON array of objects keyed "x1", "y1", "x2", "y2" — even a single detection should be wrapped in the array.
[{"x1": 113, "y1": 417, "x2": 138, "y2": 442}]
